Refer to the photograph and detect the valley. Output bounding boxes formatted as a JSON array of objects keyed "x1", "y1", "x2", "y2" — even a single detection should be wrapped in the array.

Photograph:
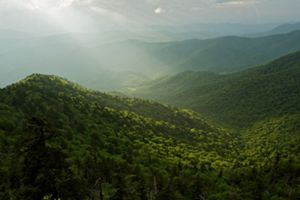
[{"x1": 0, "y1": 2, "x2": 300, "y2": 199}]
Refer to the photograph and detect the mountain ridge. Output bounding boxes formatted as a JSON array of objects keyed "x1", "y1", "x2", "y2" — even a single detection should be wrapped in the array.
[
  {"x1": 1, "y1": 30, "x2": 300, "y2": 91},
  {"x1": 0, "y1": 72, "x2": 299, "y2": 199},
  {"x1": 249, "y1": 22, "x2": 300, "y2": 37},
  {"x1": 132, "y1": 51, "x2": 300, "y2": 128}
]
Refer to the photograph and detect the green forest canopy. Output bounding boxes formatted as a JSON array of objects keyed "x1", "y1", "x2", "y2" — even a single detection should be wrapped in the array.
[{"x1": 0, "y1": 73, "x2": 299, "y2": 199}]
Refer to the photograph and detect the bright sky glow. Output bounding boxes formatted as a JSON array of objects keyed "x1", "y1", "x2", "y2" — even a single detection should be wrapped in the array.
[
  {"x1": 0, "y1": 0, "x2": 299, "y2": 34},
  {"x1": 28, "y1": 0, "x2": 75, "y2": 11}
]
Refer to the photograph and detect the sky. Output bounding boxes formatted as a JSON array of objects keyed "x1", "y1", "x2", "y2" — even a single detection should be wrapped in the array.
[{"x1": 0, "y1": 0, "x2": 299, "y2": 33}]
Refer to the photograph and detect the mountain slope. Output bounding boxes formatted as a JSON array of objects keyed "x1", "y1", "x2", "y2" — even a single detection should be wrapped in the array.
[
  {"x1": 0, "y1": 74, "x2": 238, "y2": 199},
  {"x1": 133, "y1": 51, "x2": 300, "y2": 128},
  {"x1": 122, "y1": 30, "x2": 300, "y2": 73},
  {"x1": 1, "y1": 31, "x2": 300, "y2": 90},
  {"x1": 1, "y1": 74, "x2": 299, "y2": 199}
]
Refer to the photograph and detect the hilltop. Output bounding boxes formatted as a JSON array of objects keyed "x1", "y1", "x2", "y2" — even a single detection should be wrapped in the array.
[
  {"x1": 1, "y1": 73, "x2": 299, "y2": 199},
  {"x1": 0, "y1": 74, "x2": 236, "y2": 199}
]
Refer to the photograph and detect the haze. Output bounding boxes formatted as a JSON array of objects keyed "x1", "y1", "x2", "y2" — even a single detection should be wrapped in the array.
[
  {"x1": 0, "y1": 0, "x2": 300, "y2": 90},
  {"x1": 1, "y1": 1, "x2": 300, "y2": 199}
]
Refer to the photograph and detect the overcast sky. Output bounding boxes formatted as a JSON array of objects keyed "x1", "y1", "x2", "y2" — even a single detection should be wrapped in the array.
[{"x1": 0, "y1": 0, "x2": 299, "y2": 33}]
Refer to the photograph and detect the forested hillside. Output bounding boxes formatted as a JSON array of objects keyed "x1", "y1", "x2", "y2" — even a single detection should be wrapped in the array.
[
  {"x1": 1, "y1": 30, "x2": 300, "y2": 91},
  {"x1": 1, "y1": 74, "x2": 299, "y2": 199},
  {"x1": 133, "y1": 51, "x2": 300, "y2": 128},
  {"x1": 121, "y1": 30, "x2": 300, "y2": 73}
]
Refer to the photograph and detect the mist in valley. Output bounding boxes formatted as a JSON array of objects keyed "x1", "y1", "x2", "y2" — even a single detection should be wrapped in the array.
[
  {"x1": 1, "y1": 0, "x2": 299, "y2": 91},
  {"x1": 1, "y1": 1, "x2": 300, "y2": 200}
]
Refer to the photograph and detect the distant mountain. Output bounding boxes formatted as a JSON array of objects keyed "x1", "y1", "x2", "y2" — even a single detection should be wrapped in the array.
[
  {"x1": 1, "y1": 74, "x2": 299, "y2": 199},
  {"x1": 148, "y1": 23, "x2": 276, "y2": 40},
  {"x1": 132, "y1": 51, "x2": 300, "y2": 128},
  {"x1": 250, "y1": 22, "x2": 300, "y2": 37},
  {"x1": 1, "y1": 30, "x2": 300, "y2": 90},
  {"x1": 0, "y1": 29, "x2": 34, "y2": 39},
  {"x1": 0, "y1": 32, "x2": 158, "y2": 90},
  {"x1": 123, "y1": 30, "x2": 300, "y2": 73}
]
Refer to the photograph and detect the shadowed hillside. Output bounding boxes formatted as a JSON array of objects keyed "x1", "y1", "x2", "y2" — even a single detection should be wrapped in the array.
[{"x1": 133, "y1": 51, "x2": 300, "y2": 128}]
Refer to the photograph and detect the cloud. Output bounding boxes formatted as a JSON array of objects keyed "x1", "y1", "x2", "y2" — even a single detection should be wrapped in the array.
[
  {"x1": 73, "y1": 0, "x2": 95, "y2": 6},
  {"x1": 0, "y1": 0, "x2": 77, "y2": 10},
  {"x1": 154, "y1": 7, "x2": 166, "y2": 14},
  {"x1": 90, "y1": 6, "x2": 128, "y2": 23},
  {"x1": 0, "y1": 0, "x2": 92, "y2": 10},
  {"x1": 216, "y1": 0, "x2": 243, "y2": 3},
  {"x1": 29, "y1": 0, "x2": 76, "y2": 9},
  {"x1": 216, "y1": 0, "x2": 256, "y2": 5},
  {"x1": 0, "y1": 0, "x2": 299, "y2": 25}
]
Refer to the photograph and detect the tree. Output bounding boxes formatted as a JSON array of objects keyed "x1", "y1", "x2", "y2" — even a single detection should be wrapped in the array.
[{"x1": 16, "y1": 117, "x2": 87, "y2": 200}]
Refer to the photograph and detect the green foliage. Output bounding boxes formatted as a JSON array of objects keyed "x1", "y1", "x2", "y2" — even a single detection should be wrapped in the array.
[
  {"x1": 0, "y1": 74, "x2": 299, "y2": 199},
  {"x1": 128, "y1": 30, "x2": 300, "y2": 73},
  {"x1": 134, "y1": 51, "x2": 300, "y2": 128}
]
